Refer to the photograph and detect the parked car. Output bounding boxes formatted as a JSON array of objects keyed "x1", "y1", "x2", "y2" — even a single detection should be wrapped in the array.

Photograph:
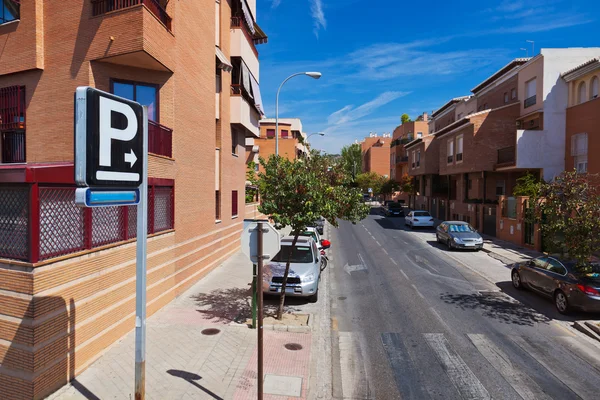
[
  {"x1": 436, "y1": 221, "x2": 483, "y2": 250},
  {"x1": 263, "y1": 236, "x2": 329, "y2": 302},
  {"x1": 301, "y1": 227, "x2": 327, "y2": 252},
  {"x1": 511, "y1": 256, "x2": 600, "y2": 314},
  {"x1": 385, "y1": 202, "x2": 404, "y2": 217},
  {"x1": 310, "y1": 217, "x2": 325, "y2": 235},
  {"x1": 405, "y1": 211, "x2": 435, "y2": 228}
]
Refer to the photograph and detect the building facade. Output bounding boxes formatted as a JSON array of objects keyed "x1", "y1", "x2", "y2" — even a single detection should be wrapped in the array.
[
  {"x1": 390, "y1": 114, "x2": 428, "y2": 181},
  {"x1": 361, "y1": 133, "x2": 391, "y2": 177},
  {"x1": 0, "y1": 1, "x2": 267, "y2": 398},
  {"x1": 247, "y1": 118, "x2": 308, "y2": 172}
]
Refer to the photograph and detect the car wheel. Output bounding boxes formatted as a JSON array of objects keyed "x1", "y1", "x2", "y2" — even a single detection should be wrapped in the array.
[
  {"x1": 436, "y1": 234, "x2": 441, "y2": 243},
  {"x1": 446, "y1": 239, "x2": 453, "y2": 250},
  {"x1": 511, "y1": 270, "x2": 522, "y2": 290},
  {"x1": 554, "y1": 290, "x2": 570, "y2": 314},
  {"x1": 309, "y1": 289, "x2": 319, "y2": 303}
]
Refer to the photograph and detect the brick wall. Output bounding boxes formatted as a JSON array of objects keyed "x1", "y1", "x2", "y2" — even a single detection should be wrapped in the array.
[
  {"x1": 566, "y1": 97, "x2": 600, "y2": 175},
  {"x1": 366, "y1": 146, "x2": 391, "y2": 177}
]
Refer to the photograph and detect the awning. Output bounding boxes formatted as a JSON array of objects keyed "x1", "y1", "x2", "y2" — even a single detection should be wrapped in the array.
[
  {"x1": 250, "y1": 75, "x2": 265, "y2": 117},
  {"x1": 240, "y1": 0, "x2": 256, "y2": 35},
  {"x1": 253, "y1": 22, "x2": 268, "y2": 45},
  {"x1": 241, "y1": 62, "x2": 253, "y2": 99},
  {"x1": 215, "y1": 46, "x2": 232, "y2": 72}
]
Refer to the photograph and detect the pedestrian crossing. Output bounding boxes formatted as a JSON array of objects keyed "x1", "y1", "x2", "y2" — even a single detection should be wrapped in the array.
[{"x1": 339, "y1": 330, "x2": 600, "y2": 400}]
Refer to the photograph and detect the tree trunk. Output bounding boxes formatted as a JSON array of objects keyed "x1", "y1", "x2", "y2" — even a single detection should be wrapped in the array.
[{"x1": 277, "y1": 230, "x2": 300, "y2": 320}]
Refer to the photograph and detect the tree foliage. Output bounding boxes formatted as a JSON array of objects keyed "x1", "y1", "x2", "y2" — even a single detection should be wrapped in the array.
[
  {"x1": 355, "y1": 172, "x2": 386, "y2": 194},
  {"x1": 257, "y1": 152, "x2": 370, "y2": 318},
  {"x1": 513, "y1": 172, "x2": 542, "y2": 198},
  {"x1": 340, "y1": 144, "x2": 362, "y2": 179},
  {"x1": 401, "y1": 114, "x2": 412, "y2": 124},
  {"x1": 380, "y1": 179, "x2": 400, "y2": 198},
  {"x1": 398, "y1": 174, "x2": 414, "y2": 193},
  {"x1": 532, "y1": 171, "x2": 600, "y2": 269}
]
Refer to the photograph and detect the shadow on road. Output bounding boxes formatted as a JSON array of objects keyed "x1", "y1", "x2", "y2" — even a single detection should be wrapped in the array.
[
  {"x1": 192, "y1": 287, "x2": 304, "y2": 322},
  {"x1": 440, "y1": 289, "x2": 552, "y2": 326}
]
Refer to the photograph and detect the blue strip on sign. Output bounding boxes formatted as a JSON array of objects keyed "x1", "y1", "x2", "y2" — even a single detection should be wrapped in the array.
[{"x1": 88, "y1": 189, "x2": 139, "y2": 206}]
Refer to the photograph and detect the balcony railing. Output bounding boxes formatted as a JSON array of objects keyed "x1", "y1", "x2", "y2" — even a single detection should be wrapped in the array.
[
  {"x1": 396, "y1": 155, "x2": 408, "y2": 163},
  {"x1": 456, "y1": 153, "x2": 463, "y2": 162},
  {"x1": 148, "y1": 120, "x2": 172, "y2": 158},
  {"x1": 524, "y1": 95, "x2": 536, "y2": 108},
  {"x1": 91, "y1": 0, "x2": 172, "y2": 31},
  {"x1": 399, "y1": 137, "x2": 413, "y2": 145},
  {"x1": 1, "y1": 131, "x2": 25, "y2": 163},
  {"x1": 497, "y1": 146, "x2": 515, "y2": 165}
]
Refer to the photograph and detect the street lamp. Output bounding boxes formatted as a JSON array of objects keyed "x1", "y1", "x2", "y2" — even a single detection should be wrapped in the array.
[
  {"x1": 306, "y1": 132, "x2": 325, "y2": 146},
  {"x1": 276, "y1": 72, "x2": 322, "y2": 156}
]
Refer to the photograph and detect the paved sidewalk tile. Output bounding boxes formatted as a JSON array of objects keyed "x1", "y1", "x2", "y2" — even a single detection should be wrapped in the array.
[{"x1": 48, "y1": 251, "x2": 313, "y2": 400}]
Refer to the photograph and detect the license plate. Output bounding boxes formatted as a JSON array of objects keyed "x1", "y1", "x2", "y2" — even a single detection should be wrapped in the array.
[{"x1": 464, "y1": 243, "x2": 475, "y2": 247}]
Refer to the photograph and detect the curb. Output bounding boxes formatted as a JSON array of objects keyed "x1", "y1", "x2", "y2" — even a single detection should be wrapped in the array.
[{"x1": 573, "y1": 321, "x2": 600, "y2": 343}]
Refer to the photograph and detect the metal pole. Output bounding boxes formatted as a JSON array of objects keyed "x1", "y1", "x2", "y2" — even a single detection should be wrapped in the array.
[
  {"x1": 275, "y1": 73, "x2": 306, "y2": 157},
  {"x1": 134, "y1": 106, "x2": 149, "y2": 400},
  {"x1": 252, "y1": 264, "x2": 257, "y2": 329},
  {"x1": 257, "y1": 222, "x2": 264, "y2": 400}
]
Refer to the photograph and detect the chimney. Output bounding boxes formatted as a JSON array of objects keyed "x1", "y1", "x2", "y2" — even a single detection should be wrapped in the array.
[{"x1": 422, "y1": 112, "x2": 428, "y2": 122}]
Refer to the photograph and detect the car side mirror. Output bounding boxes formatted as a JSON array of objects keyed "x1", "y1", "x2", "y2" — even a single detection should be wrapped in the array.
[{"x1": 321, "y1": 239, "x2": 331, "y2": 249}]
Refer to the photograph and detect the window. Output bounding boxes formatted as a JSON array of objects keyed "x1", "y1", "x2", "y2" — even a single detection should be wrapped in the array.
[
  {"x1": 578, "y1": 82, "x2": 587, "y2": 104},
  {"x1": 504, "y1": 92, "x2": 508, "y2": 103},
  {"x1": 496, "y1": 180, "x2": 505, "y2": 196},
  {"x1": 266, "y1": 129, "x2": 275, "y2": 138},
  {"x1": 511, "y1": 88, "x2": 517, "y2": 99},
  {"x1": 525, "y1": 78, "x2": 536, "y2": 108},
  {"x1": 416, "y1": 150, "x2": 421, "y2": 167},
  {"x1": 232, "y1": 190, "x2": 238, "y2": 217},
  {"x1": 592, "y1": 76, "x2": 599, "y2": 99},
  {"x1": 112, "y1": 80, "x2": 158, "y2": 121},
  {"x1": 281, "y1": 130, "x2": 289, "y2": 138},
  {"x1": 447, "y1": 140, "x2": 454, "y2": 163},
  {"x1": 456, "y1": 135, "x2": 463, "y2": 162},
  {"x1": 468, "y1": 179, "x2": 472, "y2": 190},
  {"x1": 0, "y1": 85, "x2": 26, "y2": 163},
  {"x1": 0, "y1": 0, "x2": 19, "y2": 24},
  {"x1": 231, "y1": 130, "x2": 239, "y2": 155},
  {"x1": 417, "y1": 132, "x2": 423, "y2": 138},
  {"x1": 216, "y1": 60, "x2": 222, "y2": 93},
  {"x1": 457, "y1": 113, "x2": 463, "y2": 119},
  {"x1": 215, "y1": 190, "x2": 221, "y2": 220},
  {"x1": 412, "y1": 151, "x2": 416, "y2": 169},
  {"x1": 571, "y1": 133, "x2": 588, "y2": 173},
  {"x1": 254, "y1": 162, "x2": 259, "y2": 172},
  {"x1": 546, "y1": 258, "x2": 567, "y2": 275},
  {"x1": 532, "y1": 257, "x2": 549, "y2": 269}
]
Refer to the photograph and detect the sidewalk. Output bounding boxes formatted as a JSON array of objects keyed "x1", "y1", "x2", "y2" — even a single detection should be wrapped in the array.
[{"x1": 49, "y1": 250, "x2": 314, "y2": 400}]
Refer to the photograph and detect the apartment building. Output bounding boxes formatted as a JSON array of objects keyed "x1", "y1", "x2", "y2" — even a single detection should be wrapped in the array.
[
  {"x1": 390, "y1": 113, "x2": 428, "y2": 181},
  {"x1": 361, "y1": 133, "x2": 391, "y2": 177},
  {"x1": 247, "y1": 118, "x2": 308, "y2": 172},
  {"x1": 562, "y1": 57, "x2": 600, "y2": 178},
  {"x1": 0, "y1": 1, "x2": 267, "y2": 398}
]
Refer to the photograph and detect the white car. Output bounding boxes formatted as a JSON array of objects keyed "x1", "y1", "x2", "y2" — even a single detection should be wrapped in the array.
[
  {"x1": 301, "y1": 227, "x2": 324, "y2": 251},
  {"x1": 405, "y1": 211, "x2": 435, "y2": 228}
]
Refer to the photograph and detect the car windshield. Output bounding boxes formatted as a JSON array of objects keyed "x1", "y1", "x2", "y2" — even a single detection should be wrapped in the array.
[
  {"x1": 271, "y1": 245, "x2": 314, "y2": 263},
  {"x1": 414, "y1": 212, "x2": 430, "y2": 217},
  {"x1": 301, "y1": 232, "x2": 318, "y2": 241},
  {"x1": 449, "y1": 224, "x2": 475, "y2": 233}
]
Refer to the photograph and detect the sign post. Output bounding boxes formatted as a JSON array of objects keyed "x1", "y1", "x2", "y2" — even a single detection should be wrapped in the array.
[
  {"x1": 74, "y1": 87, "x2": 148, "y2": 399},
  {"x1": 256, "y1": 222, "x2": 264, "y2": 400}
]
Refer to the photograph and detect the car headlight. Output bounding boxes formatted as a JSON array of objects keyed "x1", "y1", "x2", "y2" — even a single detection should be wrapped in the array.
[
  {"x1": 303, "y1": 273, "x2": 316, "y2": 282},
  {"x1": 453, "y1": 237, "x2": 462, "y2": 243}
]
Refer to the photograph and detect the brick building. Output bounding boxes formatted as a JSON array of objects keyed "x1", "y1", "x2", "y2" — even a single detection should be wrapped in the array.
[
  {"x1": 247, "y1": 118, "x2": 308, "y2": 172},
  {"x1": 389, "y1": 114, "x2": 428, "y2": 181},
  {"x1": 360, "y1": 133, "x2": 391, "y2": 177},
  {"x1": 0, "y1": 1, "x2": 267, "y2": 398}
]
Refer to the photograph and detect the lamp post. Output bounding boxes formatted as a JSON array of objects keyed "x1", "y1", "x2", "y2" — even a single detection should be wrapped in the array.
[
  {"x1": 276, "y1": 72, "x2": 322, "y2": 156},
  {"x1": 305, "y1": 132, "x2": 325, "y2": 147}
]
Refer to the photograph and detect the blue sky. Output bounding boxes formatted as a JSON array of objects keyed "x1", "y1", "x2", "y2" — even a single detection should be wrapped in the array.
[{"x1": 256, "y1": 0, "x2": 599, "y2": 154}]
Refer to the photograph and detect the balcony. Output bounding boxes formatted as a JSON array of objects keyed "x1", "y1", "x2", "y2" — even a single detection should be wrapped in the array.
[
  {"x1": 148, "y1": 120, "x2": 172, "y2": 158},
  {"x1": 230, "y1": 17, "x2": 259, "y2": 79},
  {"x1": 88, "y1": 0, "x2": 175, "y2": 72},
  {"x1": 1, "y1": 132, "x2": 25, "y2": 163},
  {"x1": 396, "y1": 155, "x2": 408, "y2": 163},
  {"x1": 497, "y1": 146, "x2": 515, "y2": 166},
  {"x1": 92, "y1": 0, "x2": 171, "y2": 30},
  {"x1": 399, "y1": 137, "x2": 414, "y2": 145},
  {"x1": 524, "y1": 95, "x2": 536, "y2": 108},
  {"x1": 231, "y1": 85, "x2": 260, "y2": 137}
]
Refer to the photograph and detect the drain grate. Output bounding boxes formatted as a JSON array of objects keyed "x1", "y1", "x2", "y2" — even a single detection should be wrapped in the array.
[
  {"x1": 284, "y1": 343, "x2": 303, "y2": 351},
  {"x1": 201, "y1": 328, "x2": 221, "y2": 336}
]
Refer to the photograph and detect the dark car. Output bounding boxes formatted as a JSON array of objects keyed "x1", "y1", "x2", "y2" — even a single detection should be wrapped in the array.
[
  {"x1": 385, "y1": 202, "x2": 404, "y2": 217},
  {"x1": 436, "y1": 221, "x2": 483, "y2": 250},
  {"x1": 511, "y1": 256, "x2": 600, "y2": 314}
]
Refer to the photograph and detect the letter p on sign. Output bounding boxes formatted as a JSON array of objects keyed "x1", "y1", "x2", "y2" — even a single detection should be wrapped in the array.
[{"x1": 99, "y1": 96, "x2": 138, "y2": 167}]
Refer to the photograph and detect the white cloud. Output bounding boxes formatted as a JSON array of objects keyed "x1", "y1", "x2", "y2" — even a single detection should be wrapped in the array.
[
  {"x1": 310, "y1": 0, "x2": 326, "y2": 38},
  {"x1": 271, "y1": 0, "x2": 282, "y2": 8},
  {"x1": 326, "y1": 91, "x2": 409, "y2": 128}
]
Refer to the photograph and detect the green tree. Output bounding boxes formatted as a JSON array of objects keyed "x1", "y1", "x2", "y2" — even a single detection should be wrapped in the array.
[
  {"x1": 340, "y1": 144, "x2": 362, "y2": 180},
  {"x1": 257, "y1": 152, "x2": 369, "y2": 318},
  {"x1": 399, "y1": 174, "x2": 414, "y2": 194},
  {"x1": 355, "y1": 172, "x2": 386, "y2": 195},
  {"x1": 513, "y1": 172, "x2": 542, "y2": 197},
  {"x1": 401, "y1": 113, "x2": 412, "y2": 124},
  {"x1": 533, "y1": 171, "x2": 600, "y2": 270},
  {"x1": 380, "y1": 179, "x2": 400, "y2": 200}
]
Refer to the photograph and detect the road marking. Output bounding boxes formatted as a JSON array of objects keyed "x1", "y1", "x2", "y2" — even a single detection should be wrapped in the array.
[
  {"x1": 390, "y1": 258, "x2": 398, "y2": 266},
  {"x1": 331, "y1": 317, "x2": 338, "y2": 331},
  {"x1": 551, "y1": 321, "x2": 576, "y2": 337},
  {"x1": 468, "y1": 334, "x2": 550, "y2": 400},
  {"x1": 512, "y1": 336, "x2": 600, "y2": 399},
  {"x1": 381, "y1": 333, "x2": 430, "y2": 399},
  {"x1": 382, "y1": 248, "x2": 388, "y2": 255},
  {"x1": 555, "y1": 336, "x2": 600, "y2": 374},
  {"x1": 411, "y1": 284, "x2": 425, "y2": 299},
  {"x1": 429, "y1": 307, "x2": 451, "y2": 331},
  {"x1": 400, "y1": 269, "x2": 409, "y2": 280},
  {"x1": 424, "y1": 333, "x2": 491, "y2": 400},
  {"x1": 375, "y1": 240, "x2": 381, "y2": 246},
  {"x1": 339, "y1": 332, "x2": 370, "y2": 399}
]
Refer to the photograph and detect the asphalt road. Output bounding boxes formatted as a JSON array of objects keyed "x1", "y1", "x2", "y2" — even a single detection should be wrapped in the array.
[{"x1": 329, "y1": 208, "x2": 600, "y2": 400}]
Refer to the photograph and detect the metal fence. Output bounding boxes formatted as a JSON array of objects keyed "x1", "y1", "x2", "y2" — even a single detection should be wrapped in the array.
[{"x1": 0, "y1": 184, "x2": 174, "y2": 262}]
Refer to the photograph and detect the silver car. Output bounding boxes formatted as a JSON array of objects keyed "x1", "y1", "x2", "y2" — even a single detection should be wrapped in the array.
[
  {"x1": 436, "y1": 221, "x2": 483, "y2": 250},
  {"x1": 263, "y1": 236, "x2": 325, "y2": 302}
]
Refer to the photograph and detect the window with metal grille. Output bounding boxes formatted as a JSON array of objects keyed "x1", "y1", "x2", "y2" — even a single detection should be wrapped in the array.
[
  {"x1": 0, "y1": 186, "x2": 29, "y2": 260},
  {"x1": 1, "y1": 0, "x2": 19, "y2": 24},
  {"x1": 0, "y1": 85, "x2": 26, "y2": 163},
  {"x1": 232, "y1": 190, "x2": 238, "y2": 217},
  {"x1": 215, "y1": 190, "x2": 221, "y2": 220},
  {"x1": 456, "y1": 135, "x2": 463, "y2": 162},
  {"x1": 571, "y1": 133, "x2": 588, "y2": 173}
]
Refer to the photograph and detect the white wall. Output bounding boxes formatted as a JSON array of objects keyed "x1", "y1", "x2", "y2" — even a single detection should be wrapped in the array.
[
  {"x1": 230, "y1": 29, "x2": 259, "y2": 81},
  {"x1": 231, "y1": 96, "x2": 260, "y2": 137},
  {"x1": 516, "y1": 48, "x2": 600, "y2": 180}
]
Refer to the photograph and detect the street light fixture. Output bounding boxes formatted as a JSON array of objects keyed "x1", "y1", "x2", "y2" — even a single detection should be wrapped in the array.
[
  {"x1": 304, "y1": 132, "x2": 325, "y2": 155},
  {"x1": 276, "y1": 72, "x2": 322, "y2": 156}
]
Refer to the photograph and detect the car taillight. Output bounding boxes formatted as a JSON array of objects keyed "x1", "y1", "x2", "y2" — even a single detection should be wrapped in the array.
[
  {"x1": 429, "y1": 219, "x2": 434, "y2": 222},
  {"x1": 577, "y1": 284, "x2": 600, "y2": 296}
]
